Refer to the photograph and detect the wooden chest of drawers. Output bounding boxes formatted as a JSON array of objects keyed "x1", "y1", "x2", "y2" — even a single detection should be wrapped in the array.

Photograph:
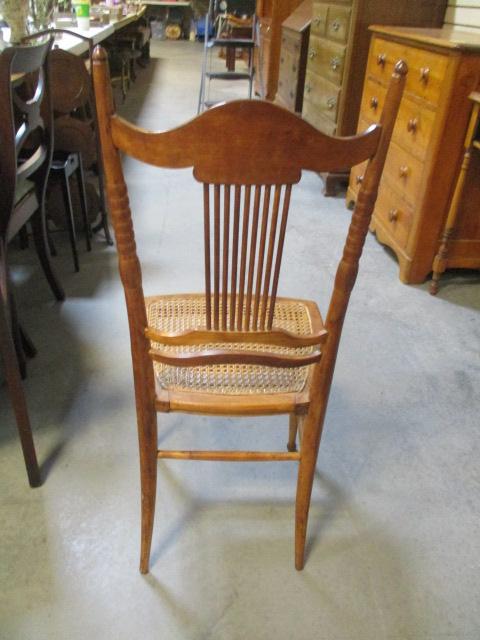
[
  {"x1": 347, "y1": 26, "x2": 480, "y2": 284},
  {"x1": 275, "y1": 0, "x2": 311, "y2": 113},
  {"x1": 255, "y1": 0, "x2": 303, "y2": 100},
  {"x1": 302, "y1": 0, "x2": 446, "y2": 195}
]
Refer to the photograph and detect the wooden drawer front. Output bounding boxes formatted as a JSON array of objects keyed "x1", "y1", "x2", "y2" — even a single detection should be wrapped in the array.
[
  {"x1": 280, "y1": 48, "x2": 300, "y2": 79},
  {"x1": 281, "y1": 29, "x2": 301, "y2": 57},
  {"x1": 303, "y1": 97, "x2": 337, "y2": 135},
  {"x1": 304, "y1": 71, "x2": 340, "y2": 122},
  {"x1": 384, "y1": 140, "x2": 424, "y2": 207},
  {"x1": 359, "y1": 79, "x2": 387, "y2": 125},
  {"x1": 374, "y1": 183, "x2": 413, "y2": 250},
  {"x1": 368, "y1": 37, "x2": 448, "y2": 106},
  {"x1": 308, "y1": 35, "x2": 346, "y2": 86},
  {"x1": 311, "y1": 3, "x2": 328, "y2": 38},
  {"x1": 326, "y1": 5, "x2": 351, "y2": 44},
  {"x1": 391, "y1": 96, "x2": 436, "y2": 162}
]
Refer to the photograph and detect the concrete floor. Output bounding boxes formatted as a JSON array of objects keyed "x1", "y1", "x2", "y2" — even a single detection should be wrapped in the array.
[{"x1": 1, "y1": 40, "x2": 480, "y2": 639}]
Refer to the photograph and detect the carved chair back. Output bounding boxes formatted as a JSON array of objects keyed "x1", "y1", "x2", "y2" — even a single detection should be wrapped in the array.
[
  {"x1": 92, "y1": 45, "x2": 407, "y2": 373},
  {"x1": 0, "y1": 38, "x2": 54, "y2": 241}
]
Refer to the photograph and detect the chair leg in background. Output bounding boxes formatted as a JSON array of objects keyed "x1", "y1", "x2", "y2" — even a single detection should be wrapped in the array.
[
  {"x1": 287, "y1": 413, "x2": 298, "y2": 452},
  {"x1": 31, "y1": 208, "x2": 65, "y2": 302},
  {"x1": 75, "y1": 154, "x2": 92, "y2": 252},
  {"x1": 9, "y1": 290, "x2": 27, "y2": 379},
  {"x1": 0, "y1": 290, "x2": 41, "y2": 487},
  {"x1": 60, "y1": 170, "x2": 80, "y2": 273}
]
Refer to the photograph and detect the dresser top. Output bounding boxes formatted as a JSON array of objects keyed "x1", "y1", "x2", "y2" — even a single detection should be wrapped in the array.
[
  {"x1": 369, "y1": 25, "x2": 480, "y2": 52},
  {"x1": 283, "y1": 0, "x2": 312, "y2": 33}
]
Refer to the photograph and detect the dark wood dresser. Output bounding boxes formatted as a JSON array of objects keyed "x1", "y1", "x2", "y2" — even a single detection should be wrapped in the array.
[
  {"x1": 302, "y1": 0, "x2": 447, "y2": 195},
  {"x1": 347, "y1": 26, "x2": 480, "y2": 284},
  {"x1": 275, "y1": 0, "x2": 312, "y2": 113},
  {"x1": 255, "y1": 0, "x2": 304, "y2": 100}
]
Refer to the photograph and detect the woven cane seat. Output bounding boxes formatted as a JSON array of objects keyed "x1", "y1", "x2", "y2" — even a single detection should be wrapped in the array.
[{"x1": 146, "y1": 294, "x2": 323, "y2": 399}]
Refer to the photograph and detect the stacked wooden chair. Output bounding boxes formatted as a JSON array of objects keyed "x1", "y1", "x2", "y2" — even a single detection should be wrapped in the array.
[{"x1": 0, "y1": 38, "x2": 62, "y2": 487}]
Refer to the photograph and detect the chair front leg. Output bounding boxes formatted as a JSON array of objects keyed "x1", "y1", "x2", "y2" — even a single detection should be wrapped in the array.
[
  {"x1": 139, "y1": 408, "x2": 158, "y2": 574},
  {"x1": 0, "y1": 268, "x2": 41, "y2": 487}
]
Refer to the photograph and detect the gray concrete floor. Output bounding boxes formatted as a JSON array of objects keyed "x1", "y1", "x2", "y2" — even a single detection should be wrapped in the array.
[{"x1": 1, "y1": 40, "x2": 480, "y2": 640}]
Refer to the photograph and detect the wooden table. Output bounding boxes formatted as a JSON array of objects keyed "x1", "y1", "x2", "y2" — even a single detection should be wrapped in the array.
[{"x1": 1, "y1": 6, "x2": 147, "y2": 58}]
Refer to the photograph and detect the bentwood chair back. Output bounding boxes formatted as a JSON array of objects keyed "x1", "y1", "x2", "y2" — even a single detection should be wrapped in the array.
[
  {"x1": 92, "y1": 44, "x2": 407, "y2": 573},
  {"x1": 0, "y1": 37, "x2": 60, "y2": 487}
]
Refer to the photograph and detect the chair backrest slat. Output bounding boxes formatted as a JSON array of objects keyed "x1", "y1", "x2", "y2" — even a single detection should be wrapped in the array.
[
  {"x1": 268, "y1": 184, "x2": 292, "y2": 330},
  {"x1": 213, "y1": 184, "x2": 221, "y2": 330},
  {"x1": 221, "y1": 185, "x2": 230, "y2": 330},
  {"x1": 203, "y1": 183, "x2": 212, "y2": 330},
  {"x1": 229, "y1": 185, "x2": 241, "y2": 330},
  {"x1": 260, "y1": 184, "x2": 282, "y2": 330},
  {"x1": 236, "y1": 185, "x2": 251, "y2": 331}
]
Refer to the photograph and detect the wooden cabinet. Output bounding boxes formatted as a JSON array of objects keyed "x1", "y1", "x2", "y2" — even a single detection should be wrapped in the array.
[
  {"x1": 255, "y1": 0, "x2": 304, "y2": 100},
  {"x1": 275, "y1": 0, "x2": 311, "y2": 113},
  {"x1": 302, "y1": 0, "x2": 447, "y2": 195},
  {"x1": 347, "y1": 26, "x2": 480, "y2": 284}
]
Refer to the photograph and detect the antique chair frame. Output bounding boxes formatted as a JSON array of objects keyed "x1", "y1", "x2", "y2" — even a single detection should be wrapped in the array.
[
  {"x1": 0, "y1": 38, "x2": 61, "y2": 487},
  {"x1": 92, "y1": 44, "x2": 407, "y2": 573}
]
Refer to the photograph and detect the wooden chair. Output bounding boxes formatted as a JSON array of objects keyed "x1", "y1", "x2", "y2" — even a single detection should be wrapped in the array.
[
  {"x1": 23, "y1": 30, "x2": 113, "y2": 246},
  {"x1": 0, "y1": 38, "x2": 62, "y2": 487},
  {"x1": 92, "y1": 45, "x2": 407, "y2": 573}
]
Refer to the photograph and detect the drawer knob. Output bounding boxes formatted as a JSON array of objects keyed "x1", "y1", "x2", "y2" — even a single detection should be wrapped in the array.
[
  {"x1": 399, "y1": 165, "x2": 409, "y2": 178},
  {"x1": 370, "y1": 96, "x2": 378, "y2": 110},
  {"x1": 420, "y1": 67, "x2": 430, "y2": 84},
  {"x1": 292, "y1": 64, "x2": 297, "y2": 72},
  {"x1": 327, "y1": 97, "x2": 336, "y2": 110},
  {"x1": 332, "y1": 19, "x2": 341, "y2": 32},
  {"x1": 305, "y1": 83, "x2": 311, "y2": 93},
  {"x1": 280, "y1": 57, "x2": 284, "y2": 63},
  {"x1": 309, "y1": 49, "x2": 317, "y2": 60},
  {"x1": 377, "y1": 53, "x2": 386, "y2": 67},
  {"x1": 356, "y1": 175, "x2": 364, "y2": 185},
  {"x1": 313, "y1": 16, "x2": 324, "y2": 27},
  {"x1": 407, "y1": 118, "x2": 418, "y2": 133},
  {"x1": 330, "y1": 56, "x2": 341, "y2": 71},
  {"x1": 388, "y1": 208, "x2": 399, "y2": 223}
]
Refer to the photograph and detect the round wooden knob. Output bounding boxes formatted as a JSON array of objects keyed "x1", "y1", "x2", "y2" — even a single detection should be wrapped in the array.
[
  {"x1": 332, "y1": 20, "x2": 341, "y2": 31},
  {"x1": 356, "y1": 175, "x2": 364, "y2": 185},
  {"x1": 399, "y1": 165, "x2": 409, "y2": 178},
  {"x1": 388, "y1": 208, "x2": 399, "y2": 222},
  {"x1": 407, "y1": 118, "x2": 418, "y2": 133},
  {"x1": 327, "y1": 97, "x2": 336, "y2": 110},
  {"x1": 313, "y1": 16, "x2": 324, "y2": 27},
  {"x1": 309, "y1": 50, "x2": 317, "y2": 60},
  {"x1": 305, "y1": 83, "x2": 311, "y2": 93},
  {"x1": 377, "y1": 53, "x2": 386, "y2": 66},
  {"x1": 370, "y1": 96, "x2": 378, "y2": 110}
]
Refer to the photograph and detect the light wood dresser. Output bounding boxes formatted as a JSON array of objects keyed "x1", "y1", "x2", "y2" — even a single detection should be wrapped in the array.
[
  {"x1": 302, "y1": 0, "x2": 446, "y2": 195},
  {"x1": 275, "y1": 0, "x2": 312, "y2": 113},
  {"x1": 347, "y1": 26, "x2": 480, "y2": 284},
  {"x1": 255, "y1": 0, "x2": 303, "y2": 100}
]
